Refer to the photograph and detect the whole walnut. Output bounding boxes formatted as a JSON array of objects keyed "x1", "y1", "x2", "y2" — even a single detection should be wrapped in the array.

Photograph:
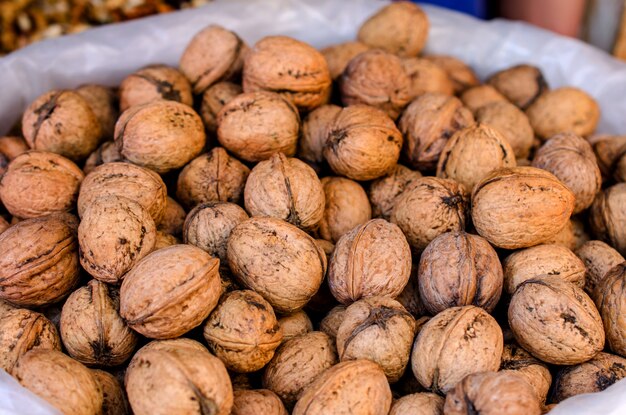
[
  {"x1": 424, "y1": 55, "x2": 479, "y2": 94},
  {"x1": 119, "y1": 64, "x2": 193, "y2": 111},
  {"x1": 177, "y1": 147, "x2": 250, "y2": 209},
  {"x1": 78, "y1": 162, "x2": 167, "y2": 224},
  {"x1": 158, "y1": 197, "x2": 185, "y2": 236},
  {"x1": 487, "y1": 64, "x2": 549, "y2": 109},
  {"x1": 390, "y1": 176, "x2": 468, "y2": 252},
  {"x1": 22, "y1": 90, "x2": 102, "y2": 161},
  {"x1": 368, "y1": 164, "x2": 422, "y2": 219},
  {"x1": 508, "y1": 276, "x2": 605, "y2": 365},
  {"x1": 76, "y1": 84, "x2": 119, "y2": 140},
  {"x1": 328, "y1": 219, "x2": 411, "y2": 304},
  {"x1": 399, "y1": 93, "x2": 474, "y2": 171},
  {"x1": 396, "y1": 267, "x2": 428, "y2": 318},
  {"x1": 418, "y1": 231, "x2": 503, "y2": 314},
  {"x1": 552, "y1": 352, "x2": 626, "y2": 402},
  {"x1": 340, "y1": 50, "x2": 411, "y2": 120},
  {"x1": 244, "y1": 153, "x2": 325, "y2": 230},
  {"x1": 0, "y1": 308, "x2": 60, "y2": 373},
  {"x1": 437, "y1": 124, "x2": 516, "y2": 192},
  {"x1": 594, "y1": 263, "x2": 626, "y2": 357},
  {"x1": 92, "y1": 369, "x2": 130, "y2": 415},
  {"x1": 82, "y1": 141, "x2": 124, "y2": 174},
  {"x1": 317, "y1": 177, "x2": 371, "y2": 243},
  {"x1": 120, "y1": 245, "x2": 222, "y2": 339},
  {"x1": 500, "y1": 343, "x2": 552, "y2": 403},
  {"x1": 200, "y1": 82, "x2": 242, "y2": 134},
  {"x1": 544, "y1": 217, "x2": 589, "y2": 251},
  {"x1": 293, "y1": 359, "x2": 391, "y2": 415},
  {"x1": 402, "y1": 57, "x2": 454, "y2": 98},
  {"x1": 179, "y1": 24, "x2": 248, "y2": 94},
  {"x1": 232, "y1": 390, "x2": 288, "y2": 415},
  {"x1": 115, "y1": 100, "x2": 206, "y2": 173},
  {"x1": 0, "y1": 213, "x2": 79, "y2": 307},
  {"x1": 0, "y1": 135, "x2": 29, "y2": 160},
  {"x1": 460, "y1": 84, "x2": 508, "y2": 113},
  {"x1": 79, "y1": 195, "x2": 156, "y2": 284},
  {"x1": 184, "y1": 202, "x2": 249, "y2": 262},
  {"x1": 153, "y1": 231, "x2": 179, "y2": 250},
  {"x1": 324, "y1": 105, "x2": 402, "y2": 181},
  {"x1": 227, "y1": 217, "x2": 326, "y2": 313},
  {"x1": 319, "y1": 305, "x2": 347, "y2": 341},
  {"x1": 263, "y1": 331, "x2": 337, "y2": 407},
  {"x1": 278, "y1": 310, "x2": 313, "y2": 342},
  {"x1": 243, "y1": 36, "x2": 331, "y2": 111},
  {"x1": 13, "y1": 349, "x2": 103, "y2": 415},
  {"x1": 592, "y1": 135, "x2": 626, "y2": 182},
  {"x1": 357, "y1": 1, "x2": 429, "y2": 57},
  {"x1": 298, "y1": 104, "x2": 341, "y2": 167},
  {"x1": 389, "y1": 393, "x2": 444, "y2": 415},
  {"x1": 0, "y1": 151, "x2": 84, "y2": 219},
  {"x1": 60, "y1": 280, "x2": 138, "y2": 366},
  {"x1": 336, "y1": 296, "x2": 416, "y2": 382},
  {"x1": 126, "y1": 339, "x2": 233, "y2": 415},
  {"x1": 526, "y1": 87, "x2": 600, "y2": 140},
  {"x1": 444, "y1": 371, "x2": 542, "y2": 415},
  {"x1": 472, "y1": 167, "x2": 575, "y2": 249},
  {"x1": 576, "y1": 240, "x2": 625, "y2": 295},
  {"x1": 320, "y1": 42, "x2": 370, "y2": 80},
  {"x1": 503, "y1": 244, "x2": 586, "y2": 295},
  {"x1": 589, "y1": 183, "x2": 626, "y2": 255},
  {"x1": 217, "y1": 91, "x2": 299, "y2": 162},
  {"x1": 411, "y1": 306, "x2": 503, "y2": 393},
  {"x1": 475, "y1": 101, "x2": 534, "y2": 159}
]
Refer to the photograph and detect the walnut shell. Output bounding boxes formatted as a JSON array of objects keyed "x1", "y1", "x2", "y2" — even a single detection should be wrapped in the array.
[
  {"x1": 390, "y1": 176, "x2": 468, "y2": 252},
  {"x1": 594, "y1": 263, "x2": 626, "y2": 357},
  {"x1": 0, "y1": 307, "x2": 60, "y2": 373},
  {"x1": 176, "y1": 147, "x2": 250, "y2": 209},
  {"x1": 0, "y1": 151, "x2": 84, "y2": 219},
  {"x1": 444, "y1": 371, "x2": 542, "y2": 415},
  {"x1": 592, "y1": 135, "x2": 626, "y2": 182},
  {"x1": 200, "y1": 81, "x2": 242, "y2": 134},
  {"x1": 78, "y1": 161, "x2": 167, "y2": 224},
  {"x1": 0, "y1": 135, "x2": 29, "y2": 160},
  {"x1": 368, "y1": 164, "x2": 422, "y2": 220},
  {"x1": 471, "y1": 167, "x2": 575, "y2": 249},
  {"x1": 402, "y1": 57, "x2": 454, "y2": 98},
  {"x1": 120, "y1": 245, "x2": 221, "y2": 339},
  {"x1": 263, "y1": 331, "x2": 337, "y2": 407},
  {"x1": 475, "y1": 101, "x2": 534, "y2": 159},
  {"x1": 317, "y1": 177, "x2": 371, "y2": 243},
  {"x1": 153, "y1": 231, "x2": 179, "y2": 250},
  {"x1": 503, "y1": 244, "x2": 586, "y2": 295},
  {"x1": 319, "y1": 305, "x2": 347, "y2": 341},
  {"x1": 60, "y1": 280, "x2": 138, "y2": 366},
  {"x1": 243, "y1": 36, "x2": 331, "y2": 111},
  {"x1": 0, "y1": 213, "x2": 79, "y2": 307},
  {"x1": 158, "y1": 196, "x2": 185, "y2": 236},
  {"x1": 487, "y1": 64, "x2": 549, "y2": 110},
  {"x1": 328, "y1": 219, "x2": 411, "y2": 304},
  {"x1": 411, "y1": 306, "x2": 503, "y2": 393},
  {"x1": 120, "y1": 65, "x2": 193, "y2": 111},
  {"x1": 125, "y1": 339, "x2": 233, "y2": 415},
  {"x1": 576, "y1": 240, "x2": 624, "y2": 295},
  {"x1": 399, "y1": 93, "x2": 475, "y2": 171},
  {"x1": 508, "y1": 276, "x2": 605, "y2": 365},
  {"x1": 340, "y1": 50, "x2": 412, "y2": 120},
  {"x1": 22, "y1": 90, "x2": 102, "y2": 161},
  {"x1": 460, "y1": 84, "x2": 508, "y2": 113},
  {"x1": 92, "y1": 369, "x2": 130, "y2": 415},
  {"x1": 82, "y1": 141, "x2": 124, "y2": 174},
  {"x1": 396, "y1": 266, "x2": 428, "y2": 318},
  {"x1": 424, "y1": 55, "x2": 479, "y2": 94},
  {"x1": 320, "y1": 42, "x2": 370, "y2": 80},
  {"x1": 357, "y1": 1, "x2": 429, "y2": 57},
  {"x1": 526, "y1": 87, "x2": 600, "y2": 140},
  {"x1": 389, "y1": 392, "x2": 444, "y2": 415},
  {"x1": 13, "y1": 349, "x2": 103, "y2": 415},
  {"x1": 418, "y1": 231, "x2": 503, "y2": 314},
  {"x1": 76, "y1": 84, "x2": 119, "y2": 140},
  {"x1": 297, "y1": 104, "x2": 342, "y2": 166},
  {"x1": 232, "y1": 389, "x2": 288, "y2": 415},
  {"x1": 544, "y1": 218, "x2": 589, "y2": 251},
  {"x1": 500, "y1": 343, "x2": 552, "y2": 403},
  {"x1": 293, "y1": 359, "x2": 392, "y2": 415},
  {"x1": 323, "y1": 105, "x2": 402, "y2": 181},
  {"x1": 179, "y1": 24, "x2": 248, "y2": 94},
  {"x1": 278, "y1": 310, "x2": 313, "y2": 342},
  {"x1": 589, "y1": 183, "x2": 626, "y2": 255},
  {"x1": 227, "y1": 217, "x2": 326, "y2": 313}
]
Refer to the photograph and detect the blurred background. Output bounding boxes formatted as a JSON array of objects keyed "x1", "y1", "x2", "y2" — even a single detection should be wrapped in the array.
[{"x1": 1, "y1": 0, "x2": 625, "y2": 60}]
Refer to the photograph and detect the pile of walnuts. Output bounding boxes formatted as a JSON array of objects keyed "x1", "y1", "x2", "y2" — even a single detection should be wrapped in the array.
[{"x1": 1, "y1": 2, "x2": 626, "y2": 415}]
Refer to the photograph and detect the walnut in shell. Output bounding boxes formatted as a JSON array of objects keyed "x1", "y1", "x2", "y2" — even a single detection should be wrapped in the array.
[
  {"x1": 92, "y1": 369, "x2": 130, "y2": 415},
  {"x1": 319, "y1": 305, "x2": 347, "y2": 341},
  {"x1": 487, "y1": 64, "x2": 549, "y2": 109},
  {"x1": 0, "y1": 136, "x2": 29, "y2": 160},
  {"x1": 402, "y1": 57, "x2": 454, "y2": 98},
  {"x1": 594, "y1": 263, "x2": 626, "y2": 357},
  {"x1": 278, "y1": 310, "x2": 313, "y2": 342},
  {"x1": 544, "y1": 217, "x2": 589, "y2": 251},
  {"x1": 200, "y1": 81, "x2": 242, "y2": 134},
  {"x1": 82, "y1": 141, "x2": 124, "y2": 174},
  {"x1": 389, "y1": 393, "x2": 444, "y2": 415},
  {"x1": 119, "y1": 64, "x2": 193, "y2": 111},
  {"x1": 475, "y1": 101, "x2": 534, "y2": 159},
  {"x1": 460, "y1": 84, "x2": 508, "y2": 113},
  {"x1": 297, "y1": 104, "x2": 341, "y2": 166},
  {"x1": 368, "y1": 164, "x2": 422, "y2": 220},
  {"x1": 396, "y1": 267, "x2": 428, "y2": 318},
  {"x1": 500, "y1": 343, "x2": 552, "y2": 403},
  {"x1": 76, "y1": 84, "x2": 119, "y2": 140},
  {"x1": 320, "y1": 42, "x2": 370, "y2": 80},
  {"x1": 153, "y1": 232, "x2": 179, "y2": 250},
  {"x1": 158, "y1": 196, "x2": 185, "y2": 236},
  {"x1": 317, "y1": 177, "x2": 371, "y2": 243},
  {"x1": 589, "y1": 183, "x2": 626, "y2": 255},
  {"x1": 424, "y1": 55, "x2": 480, "y2": 94},
  {"x1": 592, "y1": 135, "x2": 626, "y2": 182},
  {"x1": 576, "y1": 240, "x2": 624, "y2": 295},
  {"x1": 232, "y1": 390, "x2": 288, "y2": 415}
]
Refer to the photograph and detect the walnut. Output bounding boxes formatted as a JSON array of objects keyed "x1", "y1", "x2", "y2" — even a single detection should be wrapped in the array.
[
  {"x1": 472, "y1": 167, "x2": 575, "y2": 249},
  {"x1": 487, "y1": 64, "x2": 549, "y2": 109},
  {"x1": 402, "y1": 58, "x2": 454, "y2": 98},
  {"x1": 411, "y1": 305, "x2": 503, "y2": 393},
  {"x1": 475, "y1": 101, "x2": 534, "y2": 159},
  {"x1": 357, "y1": 1, "x2": 429, "y2": 57},
  {"x1": 389, "y1": 393, "x2": 444, "y2": 415},
  {"x1": 444, "y1": 371, "x2": 542, "y2": 415},
  {"x1": 158, "y1": 197, "x2": 185, "y2": 236},
  {"x1": 340, "y1": 50, "x2": 411, "y2": 120},
  {"x1": 292, "y1": 359, "x2": 392, "y2": 415},
  {"x1": 319, "y1": 305, "x2": 347, "y2": 341},
  {"x1": 594, "y1": 263, "x2": 626, "y2": 357},
  {"x1": 460, "y1": 85, "x2": 508, "y2": 113},
  {"x1": 399, "y1": 93, "x2": 475, "y2": 171},
  {"x1": 278, "y1": 310, "x2": 313, "y2": 342},
  {"x1": 114, "y1": 100, "x2": 206, "y2": 173},
  {"x1": 179, "y1": 24, "x2": 248, "y2": 94},
  {"x1": 317, "y1": 177, "x2": 371, "y2": 243},
  {"x1": 320, "y1": 42, "x2": 370, "y2": 80},
  {"x1": 232, "y1": 389, "x2": 288, "y2": 415},
  {"x1": 544, "y1": 218, "x2": 589, "y2": 252},
  {"x1": 0, "y1": 135, "x2": 29, "y2": 160},
  {"x1": 200, "y1": 82, "x2": 242, "y2": 134},
  {"x1": 576, "y1": 240, "x2": 624, "y2": 295},
  {"x1": 0, "y1": 213, "x2": 79, "y2": 307},
  {"x1": 92, "y1": 369, "x2": 130, "y2": 415},
  {"x1": 324, "y1": 105, "x2": 402, "y2": 181},
  {"x1": 500, "y1": 343, "x2": 552, "y2": 403},
  {"x1": 76, "y1": 84, "x2": 119, "y2": 139},
  {"x1": 298, "y1": 104, "x2": 341, "y2": 167},
  {"x1": 243, "y1": 36, "x2": 331, "y2": 111},
  {"x1": 119, "y1": 64, "x2": 193, "y2": 111},
  {"x1": 508, "y1": 276, "x2": 605, "y2": 365},
  {"x1": 120, "y1": 245, "x2": 222, "y2": 339},
  {"x1": 589, "y1": 183, "x2": 626, "y2": 255},
  {"x1": 82, "y1": 141, "x2": 124, "y2": 174},
  {"x1": 368, "y1": 164, "x2": 422, "y2": 220},
  {"x1": 13, "y1": 349, "x2": 103, "y2": 415},
  {"x1": 263, "y1": 331, "x2": 337, "y2": 407},
  {"x1": 227, "y1": 217, "x2": 326, "y2": 313},
  {"x1": 0, "y1": 151, "x2": 84, "y2": 219},
  {"x1": 418, "y1": 231, "x2": 503, "y2": 314},
  {"x1": 592, "y1": 135, "x2": 626, "y2": 182},
  {"x1": 153, "y1": 231, "x2": 179, "y2": 250},
  {"x1": 424, "y1": 55, "x2": 479, "y2": 94},
  {"x1": 396, "y1": 266, "x2": 428, "y2": 318},
  {"x1": 21, "y1": 90, "x2": 102, "y2": 161}
]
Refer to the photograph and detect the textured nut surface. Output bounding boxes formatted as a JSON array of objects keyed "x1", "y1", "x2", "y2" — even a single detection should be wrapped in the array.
[
  {"x1": 424, "y1": 55, "x2": 479, "y2": 94},
  {"x1": 318, "y1": 177, "x2": 371, "y2": 243},
  {"x1": 592, "y1": 135, "x2": 626, "y2": 182},
  {"x1": 0, "y1": 151, "x2": 84, "y2": 219},
  {"x1": 232, "y1": 389, "x2": 288, "y2": 415},
  {"x1": 319, "y1": 305, "x2": 347, "y2": 341},
  {"x1": 278, "y1": 310, "x2": 313, "y2": 342},
  {"x1": 460, "y1": 84, "x2": 508, "y2": 113},
  {"x1": 544, "y1": 218, "x2": 589, "y2": 251},
  {"x1": 200, "y1": 81, "x2": 242, "y2": 133},
  {"x1": 368, "y1": 164, "x2": 422, "y2": 220},
  {"x1": 83, "y1": 141, "x2": 124, "y2": 174},
  {"x1": 508, "y1": 277, "x2": 605, "y2": 365},
  {"x1": 153, "y1": 232, "x2": 179, "y2": 250},
  {"x1": 298, "y1": 104, "x2": 341, "y2": 166},
  {"x1": 0, "y1": 136, "x2": 30, "y2": 160},
  {"x1": 158, "y1": 197, "x2": 186, "y2": 236},
  {"x1": 487, "y1": 64, "x2": 548, "y2": 109},
  {"x1": 120, "y1": 245, "x2": 222, "y2": 339},
  {"x1": 594, "y1": 263, "x2": 626, "y2": 357},
  {"x1": 320, "y1": 42, "x2": 370, "y2": 79},
  {"x1": 500, "y1": 343, "x2": 552, "y2": 403},
  {"x1": 92, "y1": 369, "x2": 130, "y2": 415},
  {"x1": 120, "y1": 64, "x2": 193, "y2": 111},
  {"x1": 396, "y1": 266, "x2": 428, "y2": 318},
  {"x1": 403, "y1": 57, "x2": 454, "y2": 98},
  {"x1": 76, "y1": 84, "x2": 119, "y2": 140},
  {"x1": 590, "y1": 183, "x2": 626, "y2": 256},
  {"x1": 471, "y1": 167, "x2": 575, "y2": 249},
  {"x1": 577, "y1": 240, "x2": 624, "y2": 295},
  {"x1": 475, "y1": 101, "x2": 534, "y2": 159},
  {"x1": 389, "y1": 392, "x2": 444, "y2": 415}
]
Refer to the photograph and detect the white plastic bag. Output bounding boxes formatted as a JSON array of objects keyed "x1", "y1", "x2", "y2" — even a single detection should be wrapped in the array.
[{"x1": 0, "y1": 1, "x2": 625, "y2": 413}]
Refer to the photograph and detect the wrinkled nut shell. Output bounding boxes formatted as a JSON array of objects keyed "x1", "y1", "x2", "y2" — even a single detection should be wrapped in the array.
[
  {"x1": 319, "y1": 305, "x2": 347, "y2": 341},
  {"x1": 0, "y1": 136, "x2": 30, "y2": 160},
  {"x1": 119, "y1": 64, "x2": 193, "y2": 111},
  {"x1": 200, "y1": 82, "x2": 243, "y2": 134},
  {"x1": 576, "y1": 240, "x2": 625, "y2": 295},
  {"x1": 232, "y1": 389, "x2": 288, "y2": 415},
  {"x1": 590, "y1": 183, "x2": 626, "y2": 256},
  {"x1": 158, "y1": 197, "x2": 186, "y2": 236},
  {"x1": 368, "y1": 164, "x2": 422, "y2": 220},
  {"x1": 321, "y1": 42, "x2": 370, "y2": 80},
  {"x1": 402, "y1": 57, "x2": 454, "y2": 98},
  {"x1": 83, "y1": 141, "x2": 124, "y2": 175},
  {"x1": 278, "y1": 311, "x2": 313, "y2": 342},
  {"x1": 153, "y1": 232, "x2": 179, "y2": 250},
  {"x1": 317, "y1": 177, "x2": 371, "y2": 243},
  {"x1": 460, "y1": 84, "x2": 508, "y2": 113},
  {"x1": 594, "y1": 264, "x2": 626, "y2": 357},
  {"x1": 298, "y1": 104, "x2": 342, "y2": 166},
  {"x1": 500, "y1": 343, "x2": 552, "y2": 403},
  {"x1": 424, "y1": 55, "x2": 479, "y2": 94},
  {"x1": 487, "y1": 64, "x2": 548, "y2": 110},
  {"x1": 475, "y1": 101, "x2": 534, "y2": 159},
  {"x1": 390, "y1": 393, "x2": 443, "y2": 415},
  {"x1": 396, "y1": 267, "x2": 428, "y2": 318},
  {"x1": 76, "y1": 84, "x2": 119, "y2": 140},
  {"x1": 91, "y1": 369, "x2": 130, "y2": 415}
]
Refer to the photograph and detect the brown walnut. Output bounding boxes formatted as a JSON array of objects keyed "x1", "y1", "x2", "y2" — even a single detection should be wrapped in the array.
[
  {"x1": 158, "y1": 196, "x2": 185, "y2": 236},
  {"x1": 200, "y1": 81, "x2": 242, "y2": 134},
  {"x1": 460, "y1": 84, "x2": 508, "y2": 113},
  {"x1": 487, "y1": 64, "x2": 548, "y2": 109},
  {"x1": 76, "y1": 84, "x2": 119, "y2": 140},
  {"x1": 82, "y1": 141, "x2": 124, "y2": 174},
  {"x1": 278, "y1": 310, "x2": 313, "y2": 342},
  {"x1": 389, "y1": 393, "x2": 444, "y2": 415},
  {"x1": 232, "y1": 389, "x2": 288, "y2": 415},
  {"x1": 500, "y1": 343, "x2": 552, "y2": 403},
  {"x1": 396, "y1": 266, "x2": 428, "y2": 318},
  {"x1": 402, "y1": 57, "x2": 454, "y2": 98},
  {"x1": 297, "y1": 104, "x2": 341, "y2": 166},
  {"x1": 319, "y1": 305, "x2": 347, "y2": 341},
  {"x1": 576, "y1": 240, "x2": 624, "y2": 295},
  {"x1": 368, "y1": 164, "x2": 422, "y2": 220},
  {"x1": 119, "y1": 64, "x2": 193, "y2": 111},
  {"x1": 589, "y1": 183, "x2": 626, "y2": 256},
  {"x1": 424, "y1": 55, "x2": 480, "y2": 94},
  {"x1": 317, "y1": 177, "x2": 371, "y2": 243},
  {"x1": 320, "y1": 42, "x2": 370, "y2": 80},
  {"x1": 92, "y1": 369, "x2": 130, "y2": 415},
  {"x1": 0, "y1": 136, "x2": 29, "y2": 160},
  {"x1": 475, "y1": 101, "x2": 534, "y2": 159},
  {"x1": 594, "y1": 263, "x2": 626, "y2": 357}
]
